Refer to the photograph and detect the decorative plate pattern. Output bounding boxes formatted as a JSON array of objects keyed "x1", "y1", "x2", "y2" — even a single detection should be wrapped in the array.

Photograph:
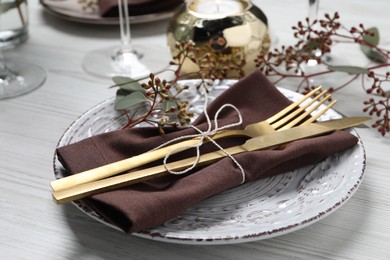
[{"x1": 53, "y1": 80, "x2": 366, "y2": 244}]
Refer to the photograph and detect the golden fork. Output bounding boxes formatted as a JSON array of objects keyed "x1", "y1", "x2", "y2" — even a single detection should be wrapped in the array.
[
  {"x1": 51, "y1": 86, "x2": 336, "y2": 192},
  {"x1": 211, "y1": 86, "x2": 335, "y2": 139}
]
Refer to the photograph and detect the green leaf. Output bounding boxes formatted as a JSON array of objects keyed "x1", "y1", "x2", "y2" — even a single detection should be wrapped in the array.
[
  {"x1": 112, "y1": 76, "x2": 145, "y2": 93},
  {"x1": 328, "y1": 65, "x2": 370, "y2": 74},
  {"x1": 116, "y1": 88, "x2": 136, "y2": 98},
  {"x1": 114, "y1": 91, "x2": 148, "y2": 110},
  {"x1": 363, "y1": 27, "x2": 379, "y2": 46},
  {"x1": 360, "y1": 46, "x2": 387, "y2": 63},
  {"x1": 359, "y1": 27, "x2": 386, "y2": 63},
  {"x1": 305, "y1": 40, "x2": 321, "y2": 50},
  {"x1": 116, "y1": 88, "x2": 128, "y2": 98}
]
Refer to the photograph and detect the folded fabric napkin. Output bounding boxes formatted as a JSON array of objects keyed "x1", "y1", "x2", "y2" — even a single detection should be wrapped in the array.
[
  {"x1": 98, "y1": 0, "x2": 184, "y2": 17},
  {"x1": 56, "y1": 70, "x2": 358, "y2": 233}
]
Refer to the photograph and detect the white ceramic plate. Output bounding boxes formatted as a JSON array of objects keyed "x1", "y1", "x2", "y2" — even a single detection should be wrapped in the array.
[
  {"x1": 53, "y1": 80, "x2": 366, "y2": 244},
  {"x1": 40, "y1": 0, "x2": 177, "y2": 25}
]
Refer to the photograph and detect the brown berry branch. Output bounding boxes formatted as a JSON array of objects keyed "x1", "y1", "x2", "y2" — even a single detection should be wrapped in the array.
[
  {"x1": 112, "y1": 41, "x2": 245, "y2": 133},
  {"x1": 255, "y1": 12, "x2": 390, "y2": 136}
]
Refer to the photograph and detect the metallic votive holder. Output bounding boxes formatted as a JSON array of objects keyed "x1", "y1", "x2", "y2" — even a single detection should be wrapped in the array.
[{"x1": 167, "y1": 0, "x2": 270, "y2": 77}]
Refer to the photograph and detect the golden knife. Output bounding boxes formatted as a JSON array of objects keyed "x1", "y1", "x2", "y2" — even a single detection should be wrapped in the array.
[{"x1": 52, "y1": 116, "x2": 370, "y2": 204}]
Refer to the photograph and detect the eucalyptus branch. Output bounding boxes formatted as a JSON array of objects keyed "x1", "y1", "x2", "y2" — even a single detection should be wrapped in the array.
[
  {"x1": 111, "y1": 12, "x2": 390, "y2": 136},
  {"x1": 255, "y1": 12, "x2": 390, "y2": 136},
  {"x1": 111, "y1": 41, "x2": 245, "y2": 133}
]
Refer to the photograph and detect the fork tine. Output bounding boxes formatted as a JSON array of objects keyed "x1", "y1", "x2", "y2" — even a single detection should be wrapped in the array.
[
  {"x1": 278, "y1": 96, "x2": 336, "y2": 131},
  {"x1": 271, "y1": 89, "x2": 329, "y2": 129},
  {"x1": 300, "y1": 100, "x2": 337, "y2": 125},
  {"x1": 266, "y1": 86, "x2": 322, "y2": 124}
]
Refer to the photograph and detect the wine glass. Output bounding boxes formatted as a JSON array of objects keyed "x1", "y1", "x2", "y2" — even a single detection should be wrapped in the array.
[
  {"x1": 82, "y1": 0, "x2": 169, "y2": 79},
  {"x1": 0, "y1": 52, "x2": 46, "y2": 100},
  {"x1": 0, "y1": 0, "x2": 46, "y2": 100}
]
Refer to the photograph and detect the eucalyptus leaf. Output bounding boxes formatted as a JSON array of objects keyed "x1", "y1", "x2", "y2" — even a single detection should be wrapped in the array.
[
  {"x1": 114, "y1": 91, "x2": 148, "y2": 110},
  {"x1": 363, "y1": 27, "x2": 379, "y2": 46},
  {"x1": 116, "y1": 88, "x2": 132, "y2": 98},
  {"x1": 112, "y1": 76, "x2": 145, "y2": 93},
  {"x1": 328, "y1": 65, "x2": 370, "y2": 74},
  {"x1": 305, "y1": 40, "x2": 321, "y2": 50},
  {"x1": 359, "y1": 27, "x2": 387, "y2": 63},
  {"x1": 360, "y1": 45, "x2": 387, "y2": 63}
]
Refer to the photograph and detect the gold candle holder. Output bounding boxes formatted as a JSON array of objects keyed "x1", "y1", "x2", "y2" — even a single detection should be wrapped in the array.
[{"x1": 167, "y1": 0, "x2": 270, "y2": 77}]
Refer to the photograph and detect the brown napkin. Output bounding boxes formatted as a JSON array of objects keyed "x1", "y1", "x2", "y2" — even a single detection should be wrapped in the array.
[
  {"x1": 98, "y1": 0, "x2": 184, "y2": 17},
  {"x1": 56, "y1": 70, "x2": 358, "y2": 233}
]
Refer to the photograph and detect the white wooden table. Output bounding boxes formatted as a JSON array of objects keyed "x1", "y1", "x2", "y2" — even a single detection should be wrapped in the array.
[{"x1": 1, "y1": 0, "x2": 389, "y2": 259}]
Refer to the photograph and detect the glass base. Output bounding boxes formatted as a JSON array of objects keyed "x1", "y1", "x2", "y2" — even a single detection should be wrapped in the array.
[
  {"x1": 82, "y1": 44, "x2": 171, "y2": 79},
  {"x1": 0, "y1": 61, "x2": 46, "y2": 100}
]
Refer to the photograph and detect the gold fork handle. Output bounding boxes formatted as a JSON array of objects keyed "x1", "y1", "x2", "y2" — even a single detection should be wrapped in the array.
[
  {"x1": 51, "y1": 127, "x2": 259, "y2": 192},
  {"x1": 52, "y1": 145, "x2": 247, "y2": 204},
  {"x1": 213, "y1": 121, "x2": 275, "y2": 139},
  {"x1": 51, "y1": 138, "x2": 202, "y2": 192},
  {"x1": 211, "y1": 129, "x2": 245, "y2": 139},
  {"x1": 51, "y1": 128, "x2": 251, "y2": 192}
]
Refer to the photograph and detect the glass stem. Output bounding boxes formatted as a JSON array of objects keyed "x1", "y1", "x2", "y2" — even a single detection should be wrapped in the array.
[
  {"x1": 308, "y1": 0, "x2": 319, "y2": 21},
  {"x1": 118, "y1": 0, "x2": 132, "y2": 53},
  {"x1": 0, "y1": 48, "x2": 16, "y2": 82}
]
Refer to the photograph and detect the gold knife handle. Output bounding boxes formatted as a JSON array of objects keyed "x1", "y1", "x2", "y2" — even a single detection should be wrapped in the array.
[{"x1": 51, "y1": 138, "x2": 202, "y2": 192}]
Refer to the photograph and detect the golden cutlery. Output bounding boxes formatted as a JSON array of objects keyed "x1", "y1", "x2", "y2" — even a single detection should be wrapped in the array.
[
  {"x1": 51, "y1": 86, "x2": 335, "y2": 192},
  {"x1": 52, "y1": 116, "x2": 371, "y2": 204}
]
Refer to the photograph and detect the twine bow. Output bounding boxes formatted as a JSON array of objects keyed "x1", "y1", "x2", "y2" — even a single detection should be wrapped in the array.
[{"x1": 151, "y1": 93, "x2": 246, "y2": 184}]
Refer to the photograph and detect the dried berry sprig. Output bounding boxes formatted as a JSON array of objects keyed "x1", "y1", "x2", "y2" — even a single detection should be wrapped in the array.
[
  {"x1": 171, "y1": 41, "x2": 246, "y2": 82},
  {"x1": 255, "y1": 12, "x2": 390, "y2": 136},
  {"x1": 112, "y1": 73, "x2": 194, "y2": 132},
  {"x1": 361, "y1": 71, "x2": 390, "y2": 136},
  {"x1": 112, "y1": 41, "x2": 245, "y2": 133},
  {"x1": 190, "y1": 45, "x2": 246, "y2": 80}
]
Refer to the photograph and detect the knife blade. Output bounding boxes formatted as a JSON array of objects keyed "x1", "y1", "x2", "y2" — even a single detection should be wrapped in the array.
[{"x1": 52, "y1": 116, "x2": 370, "y2": 204}]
